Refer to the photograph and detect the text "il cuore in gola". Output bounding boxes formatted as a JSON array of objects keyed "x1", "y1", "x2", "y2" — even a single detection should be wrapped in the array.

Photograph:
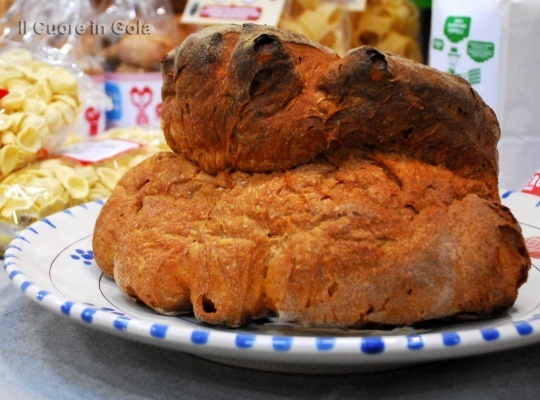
[{"x1": 18, "y1": 20, "x2": 152, "y2": 36}]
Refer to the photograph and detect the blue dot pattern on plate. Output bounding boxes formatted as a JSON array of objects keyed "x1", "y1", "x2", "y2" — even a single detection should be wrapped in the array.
[
  {"x1": 150, "y1": 324, "x2": 168, "y2": 339},
  {"x1": 114, "y1": 316, "x2": 131, "y2": 331},
  {"x1": 481, "y1": 328, "x2": 500, "y2": 341},
  {"x1": 70, "y1": 249, "x2": 94, "y2": 266},
  {"x1": 61, "y1": 301, "x2": 74, "y2": 316},
  {"x1": 191, "y1": 330, "x2": 210, "y2": 345},
  {"x1": 515, "y1": 321, "x2": 534, "y2": 336},
  {"x1": 407, "y1": 335, "x2": 424, "y2": 350},
  {"x1": 36, "y1": 290, "x2": 49, "y2": 301},
  {"x1": 235, "y1": 334, "x2": 255, "y2": 349},
  {"x1": 273, "y1": 336, "x2": 293, "y2": 352},
  {"x1": 8, "y1": 270, "x2": 21, "y2": 279},
  {"x1": 442, "y1": 332, "x2": 460, "y2": 347},
  {"x1": 361, "y1": 337, "x2": 385, "y2": 354},
  {"x1": 20, "y1": 281, "x2": 32, "y2": 292},
  {"x1": 316, "y1": 338, "x2": 335, "y2": 351},
  {"x1": 81, "y1": 308, "x2": 98, "y2": 323}
]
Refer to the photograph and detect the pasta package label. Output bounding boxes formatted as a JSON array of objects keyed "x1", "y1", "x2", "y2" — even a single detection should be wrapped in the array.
[
  {"x1": 429, "y1": 3, "x2": 501, "y2": 114},
  {"x1": 59, "y1": 139, "x2": 143, "y2": 164},
  {"x1": 104, "y1": 72, "x2": 163, "y2": 129},
  {"x1": 77, "y1": 75, "x2": 107, "y2": 138},
  {"x1": 429, "y1": 0, "x2": 540, "y2": 191},
  {"x1": 522, "y1": 170, "x2": 540, "y2": 197},
  {"x1": 182, "y1": 0, "x2": 287, "y2": 26}
]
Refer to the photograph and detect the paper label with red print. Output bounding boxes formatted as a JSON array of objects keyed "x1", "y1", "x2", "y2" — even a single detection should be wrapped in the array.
[
  {"x1": 104, "y1": 72, "x2": 163, "y2": 129},
  {"x1": 59, "y1": 139, "x2": 142, "y2": 164},
  {"x1": 181, "y1": 0, "x2": 286, "y2": 26},
  {"x1": 77, "y1": 74, "x2": 107, "y2": 138},
  {"x1": 522, "y1": 170, "x2": 540, "y2": 197}
]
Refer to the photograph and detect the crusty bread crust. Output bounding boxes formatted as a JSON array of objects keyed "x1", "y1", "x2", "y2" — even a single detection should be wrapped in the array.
[
  {"x1": 93, "y1": 24, "x2": 530, "y2": 328},
  {"x1": 93, "y1": 149, "x2": 529, "y2": 328}
]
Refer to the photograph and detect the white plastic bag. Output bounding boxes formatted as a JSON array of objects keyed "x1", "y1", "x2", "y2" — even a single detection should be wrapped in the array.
[{"x1": 429, "y1": 0, "x2": 540, "y2": 190}]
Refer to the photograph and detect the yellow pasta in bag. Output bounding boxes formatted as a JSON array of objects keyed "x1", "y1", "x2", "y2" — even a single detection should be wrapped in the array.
[
  {"x1": 0, "y1": 48, "x2": 81, "y2": 180},
  {"x1": 349, "y1": 0, "x2": 422, "y2": 62},
  {"x1": 0, "y1": 114, "x2": 12, "y2": 131},
  {"x1": 281, "y1": 0, "x2": 422, "y2": 61},
  {"x1": 1, "y1": 90, "x2": 26, "y2": 110},
  {"x1": 15, "y1": 126, "x2": 42, "y2": 154},
  {"x1": 0, "y1": 145, "x2": 20, "y2": 176},
  {"x1": 0, "y1": 127, "x2": 171, "y2": 254},
  {"x1": 280, "y1": 0, "x2": 351, "y2": 56}
]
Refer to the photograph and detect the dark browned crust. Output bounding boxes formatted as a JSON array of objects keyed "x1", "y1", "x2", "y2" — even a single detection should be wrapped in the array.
[{"x1": 161, "y1": 23, "x2": 500, "y2": 196}]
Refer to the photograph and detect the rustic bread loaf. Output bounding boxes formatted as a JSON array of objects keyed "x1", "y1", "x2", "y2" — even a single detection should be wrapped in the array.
[
  {"x1": 161, "y1": 24, "x2": 500, "y2": 196},
  {"x1": 93, "y1": 24, "x2": 530, "y2": 328}
]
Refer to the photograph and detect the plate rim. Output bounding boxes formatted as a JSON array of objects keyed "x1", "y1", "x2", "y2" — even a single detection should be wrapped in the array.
[{"x1": 3, "y1": 194, "x2": 540, "y2": 372}]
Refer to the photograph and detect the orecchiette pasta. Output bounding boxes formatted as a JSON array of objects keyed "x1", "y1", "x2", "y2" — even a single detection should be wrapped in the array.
[
  {"x1": 15, "y1": 126, "x2": 42, "y2": 154},
  {"x1": 0, "y1": 48, "x2": 81, "y2": 180},
  {"x1": 0, "y1": 144, "x2": 20, "y2": 175},
  {"x1": 0, "y1": 127, "x2": 171, "y2": 254}
]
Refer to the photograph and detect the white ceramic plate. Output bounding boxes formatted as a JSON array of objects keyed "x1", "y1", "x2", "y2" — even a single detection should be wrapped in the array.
[{"x1": 3, "y1": 190, "x2": 540, "y2": 374}]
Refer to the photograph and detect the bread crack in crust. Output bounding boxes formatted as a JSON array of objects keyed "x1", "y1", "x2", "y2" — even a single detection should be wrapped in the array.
[{"x1": 93, "y1": 24, "x2": 530, "y2": 329}]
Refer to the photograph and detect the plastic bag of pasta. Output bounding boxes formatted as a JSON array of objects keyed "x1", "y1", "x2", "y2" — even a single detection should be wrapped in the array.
[
  {"x1": 0, "y1": 47, "x2": 81, "y2": 180},
  {"x1": 348, "y1": 0, "x2": 423, "y2": 62},
  {"x1": 279, "y1": 0, "x2": 422, "y2": 61},
  {"x1": 0, "y1": 0, "x2": 110, "y2": 139},
  {"x1": 0, "y1": 126, "x2": 170, "y2": 253},
  {"x1": 280, "y1": 0, "x2": 352, "y2": 56}
]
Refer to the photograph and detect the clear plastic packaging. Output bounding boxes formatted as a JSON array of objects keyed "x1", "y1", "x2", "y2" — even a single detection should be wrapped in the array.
[
  {"x1": 0, "y1": 0, "x2": 111, "y2": 139},
  {"x1": 279, "y1": 0, "x2": 422, "y2": 61},
  {"x1": 0, "y1": 126, "x2": 170, "y2": 253},
  {"x1": 96, "y1": 0, "x2": 177, "y2": 128},
  {"x1": 280, "y1": 0, "x2": 352, "y2": 56},
  {"x1": 349, "y1": 0, "x2": 422, "y2": 62},
  {"x1": 0, "y1": 48, "x2": 81, "y2": 179},
  {"x1": 98, "y1": 0, "x2": 177, "y2": 73}
]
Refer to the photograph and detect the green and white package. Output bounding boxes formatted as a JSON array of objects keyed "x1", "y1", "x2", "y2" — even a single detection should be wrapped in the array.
[{"x1": 429, "y1": 0, "x2": 540, "y2": 190}]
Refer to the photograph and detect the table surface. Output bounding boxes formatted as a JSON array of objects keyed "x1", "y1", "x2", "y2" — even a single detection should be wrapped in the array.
[{"x1": 2, "y1": 262, "x2": 540, "y2": 400}]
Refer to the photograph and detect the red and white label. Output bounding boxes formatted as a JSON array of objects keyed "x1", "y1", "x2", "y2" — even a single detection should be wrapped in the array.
[
  {"x1": 182, "y1": 0, "x2": 286, "y2": 26},
  {"x1": 200, "y1": 5, "x2": 262, "y2": 21},
  {"x1": 78, "y1": 74, "x2": 107, "y2": 138},
  {"x1": 104, "y1": 72, "x2": 163, "y2": 129},
  {"x1": 522, "y1": 170, "x2": 540, "y2": 196}
]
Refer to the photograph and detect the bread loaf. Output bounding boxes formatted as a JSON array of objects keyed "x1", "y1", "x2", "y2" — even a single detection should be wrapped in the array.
[{"x1": 93, "y1": 24, "x2": 530, "y2": 328}]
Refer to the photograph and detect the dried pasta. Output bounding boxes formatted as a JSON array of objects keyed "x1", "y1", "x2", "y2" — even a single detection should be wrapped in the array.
[
  {"x1": 280, "y1": 0, "x2": 350, "y2": 56},
  {"x1": 0, "y1": 48, "x2": 81, "y2": 178},
  {"x1": 280, "y1": 0, "x2": 422, "y2": 61},
  {"x1": 350, "y1": 0, "x2": 422, "y2": 62},
  {"x1": 0, "y1": 127, "x2": 171, "y2": 254}
]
